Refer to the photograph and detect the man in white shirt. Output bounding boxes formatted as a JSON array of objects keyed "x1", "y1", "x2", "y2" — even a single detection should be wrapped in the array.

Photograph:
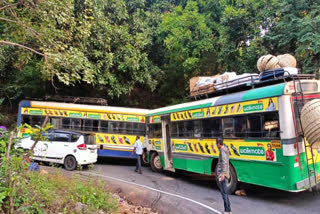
[{"x1": 132, "y1": 136, "x2": 143, "y2": 174}]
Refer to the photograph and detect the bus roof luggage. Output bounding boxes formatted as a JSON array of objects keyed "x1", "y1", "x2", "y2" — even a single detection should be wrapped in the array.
[{"x1": 189, "y1": 68, "x2": 316, "y2": 100}]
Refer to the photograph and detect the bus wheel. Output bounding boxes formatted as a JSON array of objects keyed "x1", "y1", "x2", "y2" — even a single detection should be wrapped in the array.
[
  {"x1": 215, "y1": 164, "x2": 238, "y2": 194},
  {"x1": 150, "y1": 152, "x2": 163, "y2": 172}
]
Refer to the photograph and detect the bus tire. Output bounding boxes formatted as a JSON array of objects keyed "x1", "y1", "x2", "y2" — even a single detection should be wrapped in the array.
[
  {"x1": 215, "y1": 163, "x2": 238, "y2": 194},
  {"x1": 150, "y1": 152, "x2": 163, "y2": 172},
  {"x1": 64, "y1": 155, "x2": 77, "y2": 171}
]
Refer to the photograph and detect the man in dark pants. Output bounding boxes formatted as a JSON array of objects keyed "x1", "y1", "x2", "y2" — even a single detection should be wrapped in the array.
[
  {"x1": 132, "y1": 136, "x2": 143, "y2": 174},
  {"x1": 217, "y1": 138, "x2": 232, "y2": 214}
]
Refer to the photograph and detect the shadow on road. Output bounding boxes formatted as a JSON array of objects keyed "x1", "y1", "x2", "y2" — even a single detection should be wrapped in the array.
[
  {"x1": 97, "y1": 156, "x2": 137, "y2": 166},
  {"x1": 95, "y1": 157, "x2": 320, "y2": 204}
]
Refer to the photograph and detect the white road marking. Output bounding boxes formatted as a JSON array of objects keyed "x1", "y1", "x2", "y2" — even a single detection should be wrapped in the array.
[{"x1": 82, "y1": 171, "x2": 221, "y2": 214}]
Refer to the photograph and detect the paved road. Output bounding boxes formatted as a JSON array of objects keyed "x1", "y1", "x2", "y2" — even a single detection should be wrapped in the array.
[{"x1": 80, "y1": 157, "x2": 320, "y2": 214}]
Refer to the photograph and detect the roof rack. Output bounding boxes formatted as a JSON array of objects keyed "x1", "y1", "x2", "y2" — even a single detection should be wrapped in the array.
[
  {"x1": 189, "y1": 68, "x2": 317, "y2": 100},
  {"x1": 43, "y1": 95, "x2": 108, "y2": 106}
]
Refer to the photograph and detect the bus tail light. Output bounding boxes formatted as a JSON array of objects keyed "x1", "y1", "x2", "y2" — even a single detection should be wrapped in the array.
[{"x1": 77, "y1": 144, "x2": 87, "y2": 150}]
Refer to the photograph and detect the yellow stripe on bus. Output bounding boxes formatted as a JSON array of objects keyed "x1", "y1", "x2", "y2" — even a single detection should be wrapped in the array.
[{"x1": 30, "y1": 103, "x2": 146, "y2": 116}]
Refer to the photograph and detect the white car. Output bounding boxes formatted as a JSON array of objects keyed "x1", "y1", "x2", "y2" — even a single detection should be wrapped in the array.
[{"x1": 15, "y1": 130, "x2": 97, "y2": 170}]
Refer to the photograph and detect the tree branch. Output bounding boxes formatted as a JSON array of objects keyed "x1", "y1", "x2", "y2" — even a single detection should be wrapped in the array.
[
  {"x1": 0, "y1": 3, "x2": 17, "y2": 11},
  {"x1": 9, "y1": 8, "x2": 43, "y2": 39},
  {"x1": 0, "y1": 40, "x2": 47, "y2": 60},
  {"x1": 0, "y1": 17, "x2": 18, "y2": 24},
  {"x1": 0, "y1": 16, "x2": 43, "y2": 42}
]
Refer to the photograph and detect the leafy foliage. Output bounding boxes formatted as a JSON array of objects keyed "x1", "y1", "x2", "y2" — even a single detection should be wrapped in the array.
[
  {"x1": 0, "y1": 125, "x2": 118, "y2": 213},
  {"x1": 0, "y1": 0, "x2": 161, "y2": 99},
  {"x1": 1, "y1": 0, "x2": 320, "y2": 106},
  {"x1": 264, "y1": 0, "x2": 320, "y2": 73},
  {"x1": 158, "y1": 0, "x2": 214, "y2": 100}
]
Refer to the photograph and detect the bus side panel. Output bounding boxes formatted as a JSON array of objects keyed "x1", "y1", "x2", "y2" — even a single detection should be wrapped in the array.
[
  {"x1": 96, "y1": 134, "x2": 144, "y2": 158},
  {"x1": 159, "y1": 154, "x2": 213, "y2": 175},
  {"x1": 171, "y1": 157, "x2": 212, "y2": 175},
  {"x1": 185, "y1": 158, "x2": 212, "y2": 175},
  {"x1": 231, "y1": 157, "x2": 287, "y2": 190},
  {"x1": 97, "y1": 148, "x2": 136, "y2": 158},
  {"x1": 232, "y1": 148, "x2": 320, "y2": 191},
  {"x1": 172, "y1": 157, "x2": 186, "y2": 170}
]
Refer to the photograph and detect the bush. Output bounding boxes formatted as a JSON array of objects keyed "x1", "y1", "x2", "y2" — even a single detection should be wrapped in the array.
[
  {"x1": 14, "y1": 171, "x2": 118, "y2": 213},
  {"x1": 0, "y1": 127, "x2": 118, "y2": 213}
]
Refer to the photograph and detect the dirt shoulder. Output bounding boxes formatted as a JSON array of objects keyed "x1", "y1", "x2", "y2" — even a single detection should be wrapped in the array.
[{"x1": 41, "y1": 166, "x2": 158, "y2": 214}]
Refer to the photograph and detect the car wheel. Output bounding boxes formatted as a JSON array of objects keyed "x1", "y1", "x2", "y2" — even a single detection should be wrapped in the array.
[
  {"x1": 150, "y1": 152, "x2": 163, "y2": 172},
  {"x1": 215, "y1": 163, "x2": 238, "y2": 194},
  {"x1": 64, "y1": 155, "x2": 77, "y2": 171}
]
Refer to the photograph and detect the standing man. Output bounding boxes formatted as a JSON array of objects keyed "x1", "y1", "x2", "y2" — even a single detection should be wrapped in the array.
[
  {"x1": 132, "y1": 136, "x2": 143, "y2": 174},
  {"x1": 217, "y1": 138, "x2": 232, "y2": 214}
]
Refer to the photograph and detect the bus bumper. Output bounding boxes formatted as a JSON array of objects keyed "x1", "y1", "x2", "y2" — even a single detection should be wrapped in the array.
[{"x1": 296, "y1": 173, "x2": 320, "y2": 190}]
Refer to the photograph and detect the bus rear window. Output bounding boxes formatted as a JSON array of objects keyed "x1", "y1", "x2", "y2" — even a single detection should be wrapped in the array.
[{"x1": 263, "y1": 113, "x2": 280, "y2": 138}]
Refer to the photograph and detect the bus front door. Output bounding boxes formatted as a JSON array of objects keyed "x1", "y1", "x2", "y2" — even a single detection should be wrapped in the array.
[{"x1": 161, "y1": 116, "x2": 174, "y2": 171}]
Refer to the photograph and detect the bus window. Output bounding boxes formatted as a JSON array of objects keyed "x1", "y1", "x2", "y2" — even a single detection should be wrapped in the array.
[
  {"x1": 185, "y1": 121, "x2": 193, "y2": 138},
  {"x1": 126, "y1": 122, "x2": 133, "y2": 134},
  {"x1": 149, "y1": 123, "x2": 162, "y2": 138},
  {"x1": 223, "y1": 118, "x2": 235, "y2": 138},
  {"x1": 31, "y1": 116, "x2": 44, "y2": 127},
  {"x1": 62, "y1": 118, "x2": 71, "y2": 129},
  {"x1": 71, "y1": 119, "x2": 81, "y2": 131},
  {"x1": 177, "y1": 122, "x2": 189, "y2": 138},
  {"x1": 171, "y1": 122, "x2": 178, "y2": 138},
  {"x1": 248, "y1": 115, "x2": 262, "y2": 138},
  {"x1": 100, "y1": 121, "x2": 108, "y2": 132},
  {"x1": 147, "y1": 124, "x2": 153, "y2": 137},
  {"x1": 107, "y1": 121, "x2": 115, "y2": 133},
  {"x1": 194, "y1": 120, "x2": 202, "y2": 138},
  {"x1": 118, "y1": 122, "x2": 124, "y2": 133},
  {"x1": 93, "y1": 120, "x2": 99, "y2": 132},
  {"x1": 83, "y1": 119, "x2": 93, "y2": 131},
  {"x1": 51, "y1": 118, "x2": 61, "y2": 129},
  {"x1": 21, "y1": 116, "x2": 31, "y2": 125},
  {"x1": 154, "y1": 124, "x2": 162, "y2": 138},
  {"x1": 263, "y1": 113, "x2": 280, "y2": 139},
  {"x1": 202, "y1": 118, "x2": 222, "y2": 138},
  {"x1": 234, "y1": 116, "x2": 247, "y2": 138},
  {"x1": 132, "y1": 123, "x2": 139, "y2": 135},
  {"x1": 138, "y1": 123, "x2": 146, "y2": 135}
]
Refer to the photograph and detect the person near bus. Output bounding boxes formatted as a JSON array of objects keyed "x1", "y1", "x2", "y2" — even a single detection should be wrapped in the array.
[
  {"x1": 217, "y1": 138, "x2": 232, "y2": 214},
  {"x1": 132, "y1": 136, "x2": 143, "y2": 174},
  {"x1": 266, "y1": 143, "x2": 275, "y2": 161}
]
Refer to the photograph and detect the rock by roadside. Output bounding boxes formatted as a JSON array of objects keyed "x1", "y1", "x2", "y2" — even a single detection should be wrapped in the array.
[{"x1": 113, "y1": 193, "x2": 157, "y2": 214}]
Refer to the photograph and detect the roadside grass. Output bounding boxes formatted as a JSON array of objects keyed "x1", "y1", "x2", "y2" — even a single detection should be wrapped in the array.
[
  {"x1": 1, "y1": 126, "x2": 118, "y2": 214},
  {"x1": 12, "y1": 170, "x2": 118, "y2": 214}
]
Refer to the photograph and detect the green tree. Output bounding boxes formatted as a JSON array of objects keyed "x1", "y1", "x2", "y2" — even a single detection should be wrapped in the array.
[
  {"x1": 264, "y1": 0, "x2": 320, "y2": 73},
  {"x1": 86, "y1": 0, "x2": 162, "y2": 97},
  {"x1": 0, "y1": 0, "x2": 162, "y2": 99},
  {"x1": 201, "y1": 0, "x2": 280, "y2": 73},
  {"x1": 158, "y1": 0, "x2": 214, "y2": 101}
]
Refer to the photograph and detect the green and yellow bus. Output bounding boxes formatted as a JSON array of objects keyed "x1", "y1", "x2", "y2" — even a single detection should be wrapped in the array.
[
  {"x1": 18, "y1": 101, "x2": 148, "y2": 159},
  {"x1": 146, "y1": 79, "x2": 320, "y2": 193}
]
